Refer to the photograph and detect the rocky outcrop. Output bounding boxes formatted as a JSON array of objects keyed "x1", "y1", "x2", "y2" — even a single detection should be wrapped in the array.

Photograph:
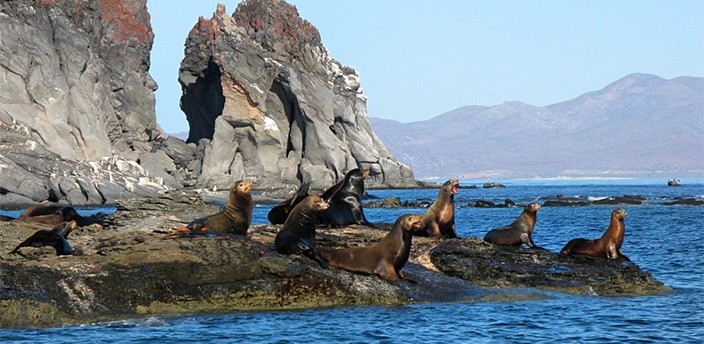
[
  {"x1": 430, "y1": 239, "x2": 669, "y2": 296},
  {"x1": 0, "y1": 193, "x2": 668, "y2": 328},
  {"x1": 0, "y1": 0, "x2": 418, "y2": 207},
  {"x1": 179, "y1": 0, "x2": 417, "y2": 190},
  {"x1": 0, "y1": 0, "x2": 161, "y2": 161},
  {"x1": 0, "y1": 0, "x2": 192, "y2": 205}
]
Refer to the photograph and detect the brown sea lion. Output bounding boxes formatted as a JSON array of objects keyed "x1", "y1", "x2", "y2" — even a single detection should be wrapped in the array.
[
  {"x1": 180, "y1": 180, "x2": 253, "y2": 236},
  {"x1": 19, "y1": 203, "x2": 105, "y2": 227},
  {"x1": 274, "y1": 195, "x2": 330, "y2": 267},
  {"x1": 10, "y1": 220, "x2": 77, "y2": 256},
  {"x1": 561, "y1": 208, "x2": 630, "y2": 261},
  {"x1": 415, "y1": 179, "x2": 459, "y2": 238},
  {"x1": 319, "y1": 168, "x2": 375, "y2": 227},
  {"x1": 267, "y1": 182, "x2": 311, "y2": 225},
  {"x1": 321, "y1": 214, "x2": 421, "y2": 283},
  {"x1": 483, "y1": 203, "x2": 542, "y2": 248}
]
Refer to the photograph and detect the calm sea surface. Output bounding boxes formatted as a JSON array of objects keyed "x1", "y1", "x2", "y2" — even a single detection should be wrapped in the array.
[{"x1": 2, "y1": 178, "x2": 703, "y2": 343}]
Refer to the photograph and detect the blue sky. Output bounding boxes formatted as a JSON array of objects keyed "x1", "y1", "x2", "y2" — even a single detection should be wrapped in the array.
[{"x1": 148, "y1": 0, "x2": 704, "y2": 134}]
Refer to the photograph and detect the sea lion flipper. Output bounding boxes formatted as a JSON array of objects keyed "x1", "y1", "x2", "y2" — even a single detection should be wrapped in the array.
[
  {"x1": 321, "y1": 179, "x2": 345, "y2": 203},
  {"x1": 427, "y1": 222, "x2": 441, "y2": 237},
  {"x1": 293, "y1": 182, "x2": 311, "y2": 202},
  {"x1": 522, "y1": 233, "x2": 537, "y2": 248}
]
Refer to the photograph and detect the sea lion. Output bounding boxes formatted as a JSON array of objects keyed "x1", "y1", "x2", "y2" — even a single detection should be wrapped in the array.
[
  {"x1": 561, "y1": 208, "x2": 630, "y2": 261},
  {"x1": 180, "y1": 180, "x2": 253, "y2": 236},
  {"x1": 415, "y1": 179, "x2": 459, "y2": 238},
  {"x1": 10, "y1": 220, "x2": 77, "y2": 256},
  {"x1": 319, "y1": 168, "x2": 374, "y2": 227},
  {"x1": 19, "y1": 206, "x2": 80, "y2": 227},
  {"x1": 483, "y1": 203, "x2": 542, "y2": 248},
  {"x1": 19, "y1": 203, "x2": 105, "y2": 227},
  {"x1": 19, "y1": 202, "x2": 65, "y2": 219},
  {"x1": 321, "y1": 214, "x2": 421, "y2": 283},
  {"x1": 267, "y1": 182, "x2": 311, "y2": 225},
  {"x1": 274, "y1": 195, "x2": 330, "y2": 267}
]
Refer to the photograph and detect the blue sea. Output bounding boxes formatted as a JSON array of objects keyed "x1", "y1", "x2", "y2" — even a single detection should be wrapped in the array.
[{"x1": 2, "y1": 178, "x2": 703, "y2": 343}]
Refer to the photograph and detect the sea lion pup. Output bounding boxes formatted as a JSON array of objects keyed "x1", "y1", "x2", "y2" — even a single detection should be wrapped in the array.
[
  {"x1": 179, "y1": 180, "x2": 253, "y2": 236},
  {"x1": 274, "y1": 195, "x2": 330, "y2": 268},
  {"x1": 319, "y1": 168, "x2": 375, "y2": 227},
  {"x1": 321, "y1": 214, "x2": 422, "y2": 283},
  {"x1": 267, "y1": 182, "x2": 311, "y2": 225},
  {"x1": 10, "y1": 220, "x2": 77, "y2": 256},
  {"x1": 19, "y1": 203, "x2": 105, "y2": 227},
  {"x1": 483, "y1": 203, "x2": 542, "y2": 248},
  {"x1": 561, "y1": 208, "x2": 630, "y2": 261},
  {"x1": 415, "y1": 179, "x2": 459, "y2": 238}
]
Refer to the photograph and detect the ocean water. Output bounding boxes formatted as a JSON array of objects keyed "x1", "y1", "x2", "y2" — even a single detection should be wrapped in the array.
[{"x1": 2, "y1": 179, "x2": 703, "y2": 343}]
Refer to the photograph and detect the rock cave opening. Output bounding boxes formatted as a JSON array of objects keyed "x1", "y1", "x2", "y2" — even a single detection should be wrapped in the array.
[
  {"x1": 270, "y1": 77, "x2": 302, "y2": 158},
  {"x1": 180, "y1": 57, "x2": 225, "y2": 144}
]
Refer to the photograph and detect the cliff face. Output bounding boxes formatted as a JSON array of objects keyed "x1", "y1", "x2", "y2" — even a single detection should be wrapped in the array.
[
  {"x1": 0, "y1": 0, "x2": 197, "y2": 206},
  {"x1": 179, "y1": 0, "x2": 416, "y2": 190},
  {"x1": 0, "y1": 0, "x2": 161, "y2": 161}
]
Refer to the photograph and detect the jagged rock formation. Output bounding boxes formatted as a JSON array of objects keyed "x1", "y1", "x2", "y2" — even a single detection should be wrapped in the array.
[
  {"x1": 0, "y1": 0, "x2": 201, "y2": 205},
  {"x1": 179, "y1": 0, "x2": 417, "y2": 190}
]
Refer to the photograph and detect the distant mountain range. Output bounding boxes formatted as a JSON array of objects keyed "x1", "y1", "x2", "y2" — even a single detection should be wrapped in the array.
[{"x1": 370, "y1": 73, "x2": 704, "y2": 179}]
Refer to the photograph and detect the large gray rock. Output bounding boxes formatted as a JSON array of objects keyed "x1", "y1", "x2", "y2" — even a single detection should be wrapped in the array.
[
  {"x1": 0, "y1": 0, "x2": 162, "y2": 161},
  {"x1": 0, "y1": 0, "x2": 181, "y2": 205},
  {"x1": 179, "y1": 0, "x2": 418, "y2": 190}
]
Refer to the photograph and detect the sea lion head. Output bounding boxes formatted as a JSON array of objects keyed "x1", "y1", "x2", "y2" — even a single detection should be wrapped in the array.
[
  {"x1": 526, "y1": 203, "x2": 541, "y2": 213},
  {"x1": 53, "y1": 220, "x2": 78, "y2": 238},
  {"x1": 361, "y1": 168, "x2": 370, "y2": 179},
  {"x1": 443, "y1": 179, "x2": 460, "y2": 195},
  {"x1": 613, "y1": 208, "x2": 627, "y2": 219},
  {"x1": 397, "y1": 214, "x2": 422, "y2": 232},
  {"x1": 307, "y1": 195, "x2": 329, "y2": 211},
  {"x1": 344, "y1": 168, "x2": 369, "y2": 192},
  {"x1": 233, "y1": 180, "x2": 253, "y2": 194},
  {"x1": 60, "y1": 207, "x2": 79, "y2": 221}
]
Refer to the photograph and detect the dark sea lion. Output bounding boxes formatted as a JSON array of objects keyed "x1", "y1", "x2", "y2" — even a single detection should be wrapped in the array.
[
  {"x1": 19, "y1": 203, "x2": 105, "y2": 227},
  {"x1": 267, "y1": 182, "x2": 311, "y2": 225},
  {"x1": 274, "y1": 195, "x2": 330, "y2": 267},
  {"x1": 415, "y1": 179, "x2": 459, "y2": 238},
  {"x1": 321, "y1": 214, "x2": 422, "y2": 283},
  {"x1": 0, "y1": 215, "x2": 15, "y2": 221},
  {"x1": 10, "y1": 220, "x2": 77, "y2": 256},
  {"x1": 180, "y1": 180, "x2": 253, "y2": 236},
  {"x1": 483, "y1": 203, "x2": 542, "y2": 248},
  {"x1": 319, "y1": 168, "x2": 374, "y2": 227},
  {"x1": 561, "y1": 208, "x2": 630, "y2": 261}
]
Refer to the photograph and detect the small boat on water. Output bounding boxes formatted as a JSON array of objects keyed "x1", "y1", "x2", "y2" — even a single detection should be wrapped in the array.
[{"x1": 667, "y1": 179, "x2": 681, "y2": 186}]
